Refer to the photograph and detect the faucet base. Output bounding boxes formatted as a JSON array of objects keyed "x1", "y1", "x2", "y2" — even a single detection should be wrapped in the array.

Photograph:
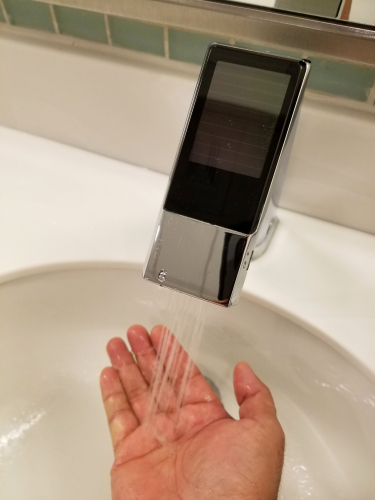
[{"x1": 252, "y1": 217, "x2": 279, "y2": 260}]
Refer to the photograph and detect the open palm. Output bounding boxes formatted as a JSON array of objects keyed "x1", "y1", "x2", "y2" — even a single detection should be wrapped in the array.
[{"x1": 100, "y1": 325, "x2": 284, "y2": 500}]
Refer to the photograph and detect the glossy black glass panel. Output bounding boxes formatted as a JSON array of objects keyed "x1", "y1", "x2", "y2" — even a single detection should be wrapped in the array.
[
  {"x1": 189, "y1": 61, "x2": 290, "y2": 178},
  {"x1": 165, "y1": 44, "x2": 308, "y2": 234}
]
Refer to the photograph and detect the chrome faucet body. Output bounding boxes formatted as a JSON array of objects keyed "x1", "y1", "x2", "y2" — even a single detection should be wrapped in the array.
[{"x1": 144, "y1": 44, "x2": 310, "y2": 306}]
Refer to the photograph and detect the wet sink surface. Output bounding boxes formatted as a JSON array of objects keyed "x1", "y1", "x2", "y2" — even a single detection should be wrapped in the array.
[{"x1": 0, "y1": 267, "x2": 374, "y2": 499}]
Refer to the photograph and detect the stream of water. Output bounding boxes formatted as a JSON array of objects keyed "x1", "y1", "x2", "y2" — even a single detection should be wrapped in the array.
[{"x1": 146, "y1": 290, "x2": 208, "y2": 424}]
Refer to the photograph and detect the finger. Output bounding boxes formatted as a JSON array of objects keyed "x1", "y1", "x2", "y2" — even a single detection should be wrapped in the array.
[
  {"x1": 127, "y1": 325, "x2": 178, "y2": 412},
  {"x1": 107, "y1": 337, "x2": 150, "y2": 421},
  {"x1": 150, "y1": 325, "x2": 221, "y2": 406},
  {"x1": 100, "y1": 367, "x2": 139, "y2": 453},
  {"x1": 126, "y1": 325, "x2": 158, "y2": 384},
  {"x1": 233, "y1": 361, "x2": 277, "y2": 421}
]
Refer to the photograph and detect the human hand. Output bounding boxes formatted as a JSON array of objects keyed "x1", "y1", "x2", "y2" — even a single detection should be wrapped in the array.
[{"x1": 100, "y1": 325, "x2": 285, "y2": 500}]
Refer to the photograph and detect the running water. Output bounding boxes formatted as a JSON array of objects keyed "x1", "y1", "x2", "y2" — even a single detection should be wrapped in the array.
[{"x1": 146, "y1": 290, "x2": 208, "y2": 426}]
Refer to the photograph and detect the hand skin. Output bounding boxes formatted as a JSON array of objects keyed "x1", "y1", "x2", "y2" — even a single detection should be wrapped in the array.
[{"x1": 100, "y1": 325, "x2": 285, "y2": 500}]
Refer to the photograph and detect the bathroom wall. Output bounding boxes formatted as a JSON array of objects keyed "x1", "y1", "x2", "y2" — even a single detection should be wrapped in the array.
[
  {"x1": 0, "y1": 0, "x2": 374, "y2": 235},
  {"x1": 350, "y1": 0, "x2": 375, "y2": 24},
  {"x1": 1, "y1": 0, "x2": 374, "y2": 100}
]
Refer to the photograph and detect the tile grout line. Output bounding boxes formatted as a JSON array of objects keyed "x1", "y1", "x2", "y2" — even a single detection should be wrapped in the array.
[
  {"x1": 163, "y1": 26, "x2": 169, "y2": 59},
  {"x1": 49, "y1": 4, "x2": 59, "y2": 35},
  {"x1": 367, "y1": 82, "x2": 375, "y2": 105},
  {"x1": 0, "y1": 0, "x2": 10, "y2": 25},
  {"x1": 104, "y1": 14, "x2": 112, "y2": 46}
]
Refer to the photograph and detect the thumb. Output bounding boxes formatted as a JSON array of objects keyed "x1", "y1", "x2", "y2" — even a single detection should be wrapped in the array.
[{"x1": 233, "y1": 361, "x2": 277, "y2": 421}]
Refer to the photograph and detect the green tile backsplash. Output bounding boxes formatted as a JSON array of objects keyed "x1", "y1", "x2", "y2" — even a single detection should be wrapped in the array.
[
  {"x1": 54, "y1": 6, "x2": 107, "y2": 43},
  {"x1": 235, "y1": 41, "x2": 301, "y2": 60},
  {"x1": 109, "y1": 17, "x2": 164, "y2": 56},
  {"x1": 3, "y1": 0, "x2": 54, "y2": 32},
  {"x1": 169, "y1": 30, "x2": 228, "y2": 65},
  {"x1": 308, "y1": 57, "x2": 375, "y2": 101},
  {"x1": 0, "y1": 0, "x2": 374, "y2": 105}
]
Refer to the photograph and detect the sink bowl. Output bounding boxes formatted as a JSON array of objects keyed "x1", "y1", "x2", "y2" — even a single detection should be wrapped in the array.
[{"x1": 1, "y1": 266, "x2": 374, "y2": 499}]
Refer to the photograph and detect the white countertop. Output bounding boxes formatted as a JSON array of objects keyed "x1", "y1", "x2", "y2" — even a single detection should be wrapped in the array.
[{"x1": 1, "y1": 125, "x2": 374, "y2": 379}]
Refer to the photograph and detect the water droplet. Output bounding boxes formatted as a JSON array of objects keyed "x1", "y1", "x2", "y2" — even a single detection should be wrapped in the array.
[{"x1": 158, "y1": 269, "x2": 167, "y2": 282}]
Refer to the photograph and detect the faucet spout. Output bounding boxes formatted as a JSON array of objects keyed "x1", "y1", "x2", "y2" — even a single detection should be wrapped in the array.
[{"x1": 143, "y1": 43, "x2": 310, "y2": 306}]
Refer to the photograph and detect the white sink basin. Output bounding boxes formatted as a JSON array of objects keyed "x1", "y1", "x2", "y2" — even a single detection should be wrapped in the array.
[{"x1": 1, "y1": 266, "x2": 374, "y2": 499}]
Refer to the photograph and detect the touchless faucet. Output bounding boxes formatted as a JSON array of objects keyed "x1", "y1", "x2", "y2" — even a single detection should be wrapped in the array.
[{"x1": 143, "y1": 44, "x2": 310, "y2": 306}]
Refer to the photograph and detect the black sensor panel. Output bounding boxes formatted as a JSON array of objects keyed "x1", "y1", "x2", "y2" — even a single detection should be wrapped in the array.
[
  {"x1": 189, "y1": 61, "x2": 291, "y2": 179},
  {"x1": 165, "y1": 45, "x2": 308, "y2": 234}
]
